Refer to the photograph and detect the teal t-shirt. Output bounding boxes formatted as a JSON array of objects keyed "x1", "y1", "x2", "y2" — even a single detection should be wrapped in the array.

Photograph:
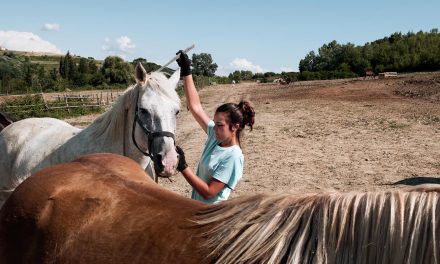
[{"x1": 191, "y1": 120, "x2": 244, "y2": 204}]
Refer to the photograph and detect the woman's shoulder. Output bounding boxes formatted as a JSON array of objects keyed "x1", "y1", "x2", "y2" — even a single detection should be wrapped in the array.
[{"x1": 226, "y1": 145, "x2": 243, "y2": 158}]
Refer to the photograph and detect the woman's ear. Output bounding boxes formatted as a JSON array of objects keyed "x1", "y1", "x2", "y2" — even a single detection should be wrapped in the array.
[{"x1": 232, "y1": 123, "x2": 240, "y2": 132}]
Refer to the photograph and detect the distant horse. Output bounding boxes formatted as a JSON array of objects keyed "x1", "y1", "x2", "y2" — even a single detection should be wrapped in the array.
[
  {"x1": 0, "y1": 112, "x2": 14, "y2": 132},
  {"x1": 1, "y1": 153, "x2": 439, "y2": 264},
  {"x1": 273, "y1": 78, "x2": 286, "y2": 84},
  {"x1": 364, "y1": 70, "x2": 375, "y2": 79},
  {"x1": 0, "y1": 64, "x2": 181, "y2": 207}
]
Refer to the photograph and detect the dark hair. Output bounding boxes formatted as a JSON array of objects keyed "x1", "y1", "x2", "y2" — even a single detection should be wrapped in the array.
[{"x1": 216, "y1": 100, "x2": 255, "y2": 147}]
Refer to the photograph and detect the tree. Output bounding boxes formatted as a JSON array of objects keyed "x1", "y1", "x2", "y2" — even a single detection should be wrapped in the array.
[
  {"x1": 101, "y1": 56, "x2": 133, "y2": 84},
  {"x1": 78, "y1": 58, "x2": 89, "y2": 74},
  {"x1": 132, "y1": 58, "x2": 147, "y2": 65},
  {"x1": 191, "y1": 53, "x2": 218, "y2": 77},
  {"x1": 228, "y1": 71, "x2": 242, "y2": 82},
  {"x1": 240, "y1": 70, "x2": 253, "y2": 80},
  {"x1": 88, "y1": 59, "x2": 98, "y2": 75},
  {"x1": 299, "y1": 51, "x2": 317, "y2": 72}
]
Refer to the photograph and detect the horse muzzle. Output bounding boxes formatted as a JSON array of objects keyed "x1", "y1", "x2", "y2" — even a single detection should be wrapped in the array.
[{"x1": 153, "y1": 152, "x2": 179, "y2": 177}]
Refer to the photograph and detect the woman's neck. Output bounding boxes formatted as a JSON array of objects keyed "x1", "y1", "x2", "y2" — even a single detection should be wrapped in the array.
[{"x1": 220, "y1": 137, "x2": 237, "y2": 147}]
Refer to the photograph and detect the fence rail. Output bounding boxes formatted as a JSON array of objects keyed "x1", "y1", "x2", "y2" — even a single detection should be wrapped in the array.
[{"x1": 1, "y1": 91, "x2": 122, "y2": 115}]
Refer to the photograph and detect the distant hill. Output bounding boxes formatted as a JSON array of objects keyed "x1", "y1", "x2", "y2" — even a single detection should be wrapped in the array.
[{"x1": 3, "y1": 50, "x2": 63, "y2": 57}]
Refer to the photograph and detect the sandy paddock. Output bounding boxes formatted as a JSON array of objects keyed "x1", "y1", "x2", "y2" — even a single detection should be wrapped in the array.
[{"x1": 63, "y1": 72, "x2": 440, "y2": 199}]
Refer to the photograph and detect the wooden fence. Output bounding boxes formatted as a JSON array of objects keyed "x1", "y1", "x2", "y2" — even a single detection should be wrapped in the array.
[
  {"x1": 0, "y1": 90, "x2": 122, "y2": 115},
  {"x1": 378, "y1": 72, "x2": 398, "y2": 79}
]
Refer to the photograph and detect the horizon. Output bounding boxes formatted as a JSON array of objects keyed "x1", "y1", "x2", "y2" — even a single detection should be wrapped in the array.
[{"x1": 0, "y1": 1, "x2": 439, "y2": 76}]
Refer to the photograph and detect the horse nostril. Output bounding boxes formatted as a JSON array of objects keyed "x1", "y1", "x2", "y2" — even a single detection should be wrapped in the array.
[
  {"x1": 155, "y1": 154, "x2": 164, "y2": 170},
  {"x1": 156, "y1": 154, "x2": 162, "y2": 163}
]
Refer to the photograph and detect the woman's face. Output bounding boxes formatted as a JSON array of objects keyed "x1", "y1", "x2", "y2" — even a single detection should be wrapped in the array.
[{"x1": 213, "y1": 112, "x2": 235, "y2": 143}]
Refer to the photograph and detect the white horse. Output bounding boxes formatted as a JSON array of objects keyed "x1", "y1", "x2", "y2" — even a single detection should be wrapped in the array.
[{"x1": 0, "y1": 63, "x2": 181, "y2": 207}]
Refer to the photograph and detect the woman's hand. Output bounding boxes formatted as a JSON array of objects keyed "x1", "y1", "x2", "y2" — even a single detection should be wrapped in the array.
[
  {"x1": 175, "y1": 146, "x2": 188, "y2": 172},
  {"x1": 176, "y1": 51, "x2": 192, "y2": 77}
]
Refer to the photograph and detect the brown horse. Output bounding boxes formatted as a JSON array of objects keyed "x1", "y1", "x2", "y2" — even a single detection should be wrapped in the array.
[
  {"x1": 364, "y1": 70, "x2": 375, "y2": 79},
  {"x1": 0, "y1": 111, "x2": 14, "y2": 132},
  {"x1": 1, "y1": 153, "x2": 440, "y2": 263}
]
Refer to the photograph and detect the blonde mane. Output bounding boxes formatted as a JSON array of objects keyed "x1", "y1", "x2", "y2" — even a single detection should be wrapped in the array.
[
  {"x1": 89, "y1": 72, "x2": 180, "y2": 141},
  {"x1": 194, "y1": 186, "x2": 440, "y2": 263}
]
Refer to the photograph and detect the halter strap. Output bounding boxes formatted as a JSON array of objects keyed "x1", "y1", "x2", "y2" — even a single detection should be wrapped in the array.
[{"x1": 131, "y1": 90, "x2": 175, "y2": 178}]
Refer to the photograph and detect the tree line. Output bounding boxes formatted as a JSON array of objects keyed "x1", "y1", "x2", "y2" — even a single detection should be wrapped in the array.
[
  {"x1": 0, "y1": 51, "x2": 224, "y2": 95},
  {"x1": 0, "y1": 52, "x2": 136, "y2": 95},
  {"x1": 298, "y1": 28, "x2": 440, "y2": 80}
]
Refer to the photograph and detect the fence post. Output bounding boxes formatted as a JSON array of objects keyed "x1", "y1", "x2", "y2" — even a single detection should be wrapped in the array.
[
  {"x1": 80, "y1": 94, "x2": 85, "y2": 106},
  {"x1": 40, "y1": 92, "x2": 49, "y2": 110},
  {"x1": 64, "y1": 93, "x2": 71, "y2": 113}
]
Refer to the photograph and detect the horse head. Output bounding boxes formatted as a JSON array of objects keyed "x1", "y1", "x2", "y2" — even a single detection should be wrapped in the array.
[{"x1": 133, "y1": 63, "x2": 181, "y2": 177}]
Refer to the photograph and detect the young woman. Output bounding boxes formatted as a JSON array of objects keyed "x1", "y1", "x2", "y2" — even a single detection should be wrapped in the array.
[{"x1": 175, "y1": 51, "x2": 255, "y2": 204}]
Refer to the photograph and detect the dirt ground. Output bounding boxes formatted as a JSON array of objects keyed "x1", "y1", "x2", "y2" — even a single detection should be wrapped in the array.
[{"x1": 63, "y1": 72, "x2": 440, "y2": 199}]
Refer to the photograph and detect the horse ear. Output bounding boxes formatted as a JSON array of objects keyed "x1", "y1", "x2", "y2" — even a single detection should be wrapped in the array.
[
  {"x1": 135, "y1": 62, "x2": 147, "y2": 84},
  {"x1": 169, "y1": 68, "x2": 181, "y2": 90}
]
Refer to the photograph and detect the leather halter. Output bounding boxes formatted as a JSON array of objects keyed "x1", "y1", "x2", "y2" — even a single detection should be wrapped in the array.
[{"x1": 131, "y1": 90, "x2": 175, "y2": 175}]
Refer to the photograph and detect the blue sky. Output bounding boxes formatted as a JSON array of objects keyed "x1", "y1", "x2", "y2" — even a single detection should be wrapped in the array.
[{"x1": 1, "y1": 0, "x2": 439, "y2": 76}]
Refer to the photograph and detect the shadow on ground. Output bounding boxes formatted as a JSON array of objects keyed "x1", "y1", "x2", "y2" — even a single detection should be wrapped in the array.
[{"x1": 389, "y1": 176, "x2": 440, "y2": 186}]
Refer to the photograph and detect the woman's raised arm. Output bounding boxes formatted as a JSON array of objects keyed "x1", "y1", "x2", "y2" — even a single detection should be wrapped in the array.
[{"x1": 177, "y1": 52, "x2": 210, "y2": 133}]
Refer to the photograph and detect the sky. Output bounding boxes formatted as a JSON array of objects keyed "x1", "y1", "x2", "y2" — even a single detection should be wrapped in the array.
[{"x1": 0, "y1": 0, "x2": 439, "y2": 76}]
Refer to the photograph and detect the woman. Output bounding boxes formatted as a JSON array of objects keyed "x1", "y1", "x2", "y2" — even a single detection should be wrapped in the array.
[{"x1": 175, "y1": 51, "x2": 255, "y2": 204}]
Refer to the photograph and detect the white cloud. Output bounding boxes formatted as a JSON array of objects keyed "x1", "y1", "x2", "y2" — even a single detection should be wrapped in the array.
[
  {"x1": 215, "y1": 65, "x2": 229, "y2": 77},
  {"x1": 0, "y1": 31, "x2": 61, "y2": 53},
  {"x1": 230, "y1": 58, "x2": 264, "y2": 73},
  {"x1": 101, "y1": 36, "x2": 136, "y2": 60},
  {"x1": 215, "y1": 58, "x2": 265, "y2": 76},
  {"x1": 101, "y1": 36, "x2": 136, "y2": 53},
  {"x1": 116, "y1": 36, "x2": 135, "y2": 53},
  {"x1": 101, "y1": 37, "x2": 111, "y2": 52},
  {"x1": 42, "y1": 23, "x2": 60, "y2": 31}
]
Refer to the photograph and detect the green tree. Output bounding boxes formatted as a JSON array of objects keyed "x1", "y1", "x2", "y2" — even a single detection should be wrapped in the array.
[
  {"x1": 240, "y1": 70, "x2": 253, "y2": 80},
  {"x1": 78, "y1": 58, "x2": 89, "y2": 74},
  {"x1": 192, "y1": 53, "x2": 218, "y2": 77},
  {"x1": 299, "y1": 51, "x2": 317, "y2": 72},
  {"x1": 101, "y1": 56, "x2": 133, "y2": 84},
  {"x1": 228, "y1": 71, "x2": 241, "y2": 82},
  {"x1": 299, "y1": 28, "x2": 440, "y2": 79}
]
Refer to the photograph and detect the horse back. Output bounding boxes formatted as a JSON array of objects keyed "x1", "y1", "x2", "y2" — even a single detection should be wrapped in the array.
[
  {"x1": 0, "y1": 118, "x2": 80, "y2": 190},
  {"x1": 0, "y1": 153, "x2": 209, "y2": 264}
]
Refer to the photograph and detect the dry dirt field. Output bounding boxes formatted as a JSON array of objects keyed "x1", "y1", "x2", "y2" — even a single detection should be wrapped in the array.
[{"x1": 64, "y1": 72, "x2": 440, "y2": 199}]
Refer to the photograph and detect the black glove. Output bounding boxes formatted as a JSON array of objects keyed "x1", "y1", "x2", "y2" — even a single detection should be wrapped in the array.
[
  {"x1": 175, "y1": 145, "x2": 188, "y2": 172},
  {"x1": 176, "y1": 50, "x2": 192, "y2": 77}
]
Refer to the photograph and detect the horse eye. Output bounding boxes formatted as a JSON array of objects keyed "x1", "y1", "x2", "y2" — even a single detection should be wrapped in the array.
[
  {"x1": 140, "y1": 108, "x2": 149, "y2": 114},
  {"x1": 175, "y1": 110, "x2": 180, "y2": 116}
]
